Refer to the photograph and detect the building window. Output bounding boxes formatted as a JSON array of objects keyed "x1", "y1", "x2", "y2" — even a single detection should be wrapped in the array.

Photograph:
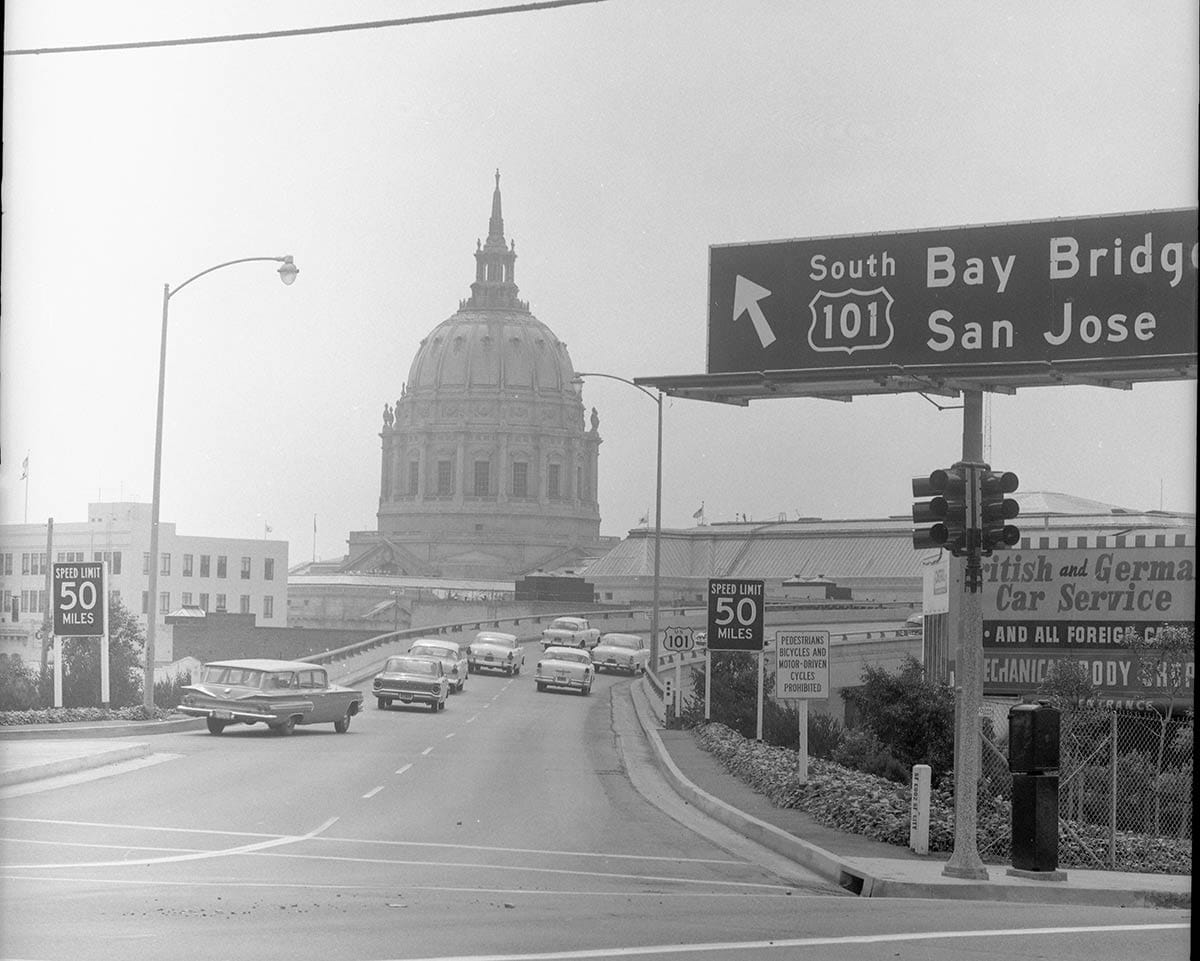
[
  {"x1": 1134, "y1": 535, "x2": 1146, "y2": 547},
  {"x1": 263, "y1": 595, "x2": 274, "y2": 619},
  {"x1": 578, "y1": 467, "x2": 584, "y2": 501},
  {"x1": 160, "y1": 553, "x2": 171, "y2": 576},
  {"x1": 437, "y1": 460, "x2": 454, "y2": 495},
  {"x1": 183, "y1": 554, "x2": 194, "y2": 576},
  {"x1": 215, "y1": 594, "x2": 227, "y2": 613},
  {"x1": 159, "y1": 592, "x2": 170, "y2": 613},
  {"x1": 240, "y1": 595, "x2": 251, "y2": 614},
  {"x1": 548, "y1": 463, "x2": 561, "y2": 499},
  {"x1": 1076, "y1": 537, "x2": 1088, "y2": 548},
  {"x1": 264, "y1": 557, "x2": 275, "y2": 581},
  {"x1": 143, "y1": 553, "x2": 151, "y2": 575},
  {"x1": 57, "y1": 551, "x2": 84, "y2": 563},
  {"x1": 409, "y1": 460, "x2": 420, "y2": 495},
  {"x1": 199, "y1": 592, "x2": 209, "y2": 612},
  {"x1": 217, "y1": 556, "x2": 228, "y2": 578},
  {"x1": 1, "y1": 554, "x2": 11, "y2": 576},
  {"x1": 142, "y1": 591, "x2": 149, "y2": 614},
  {"x1": 474, "y1": 460, "x2": 490, "y2": 496},
  {"x1": 240, "y1": 556, "x2": 251, "y2": 580},
  {"x1": 200, "y1": 554, "x2": 211, "y2": 577},
  {"x1": 182, "y1": 592, "x2": 193, "y2": 606},
  {"x1": 512, "y1": 462, "x2": 528, "y2": 498}
]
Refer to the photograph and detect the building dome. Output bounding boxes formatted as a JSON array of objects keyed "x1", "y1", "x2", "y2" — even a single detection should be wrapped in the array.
[{"x1": 347, "y1": 172, "x2": 603, "y2": 581}]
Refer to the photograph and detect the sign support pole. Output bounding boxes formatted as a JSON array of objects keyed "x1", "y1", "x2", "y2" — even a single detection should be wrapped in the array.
[
  {"x1": 100, "y1": 560, "x2": 111, "y2": 707},
  {"x1": 756, "y1": 650, "x2": 764, "y2": 742},
  {"x1": 797, "y1": 699, "x2": 809, "y2": 783},
  {"x1": 943, "y1": 389, "x2": 988, "y2": 880},
  {"x1": 704, "y1": 649, "x2": 711, "y2": 721},
  {"x1": 53, "y1": 632, "x2": 63, "y2": 708}
]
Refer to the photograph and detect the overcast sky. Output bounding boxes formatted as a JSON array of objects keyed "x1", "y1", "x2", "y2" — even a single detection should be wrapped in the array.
[{"x1": 3, "y1": 1, "x2": 1196, "y2": 567}]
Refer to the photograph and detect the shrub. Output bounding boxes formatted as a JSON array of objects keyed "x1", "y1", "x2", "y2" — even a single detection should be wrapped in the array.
[
  {"x1": 832, "y1": 726, "x2": 909, "y2": 783},
  {"x1": 154, "y1": 671, "x2": 192, "y2": 709},
  {"x1": 841, "y1": 655, "x2": 955, "y2": 782},
  {"x1": 0, "y1": 656, "x2": 43, "y2": 711},
  {"x1": 807, "y1": 712, "x2": 845, "y2": 759}
]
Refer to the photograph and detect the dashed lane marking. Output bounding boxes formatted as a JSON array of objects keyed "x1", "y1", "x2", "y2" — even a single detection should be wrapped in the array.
[
  {"x1": 395, "y1": 763, "x2": 413, "y2": 775},
  {"x1": 362, "y1": 786, "x2": 384, "y2": 799}
]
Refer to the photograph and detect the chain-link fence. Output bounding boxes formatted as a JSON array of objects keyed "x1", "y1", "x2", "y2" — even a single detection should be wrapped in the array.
[{"x1": 978, "y1": 708, "x2": 1192, "y2": 872}]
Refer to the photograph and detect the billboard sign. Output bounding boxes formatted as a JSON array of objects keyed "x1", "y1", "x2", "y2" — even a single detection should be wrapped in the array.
[
  {"x1": 708, "y1": 208, "x2": 1197, "y2": 379},
  {"x1": 980, "y1": 546, "x2": 1195, "y2": 708}
]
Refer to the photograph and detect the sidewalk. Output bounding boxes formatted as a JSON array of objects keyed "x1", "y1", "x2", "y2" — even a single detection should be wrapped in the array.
[{"x1": 626, "y1": 677, "x2": 1191, "y2": 909}]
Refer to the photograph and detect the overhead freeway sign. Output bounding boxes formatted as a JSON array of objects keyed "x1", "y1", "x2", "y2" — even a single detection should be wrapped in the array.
[{"x1": 636, "y1": 209, "x2": 1198, "y2": 405}]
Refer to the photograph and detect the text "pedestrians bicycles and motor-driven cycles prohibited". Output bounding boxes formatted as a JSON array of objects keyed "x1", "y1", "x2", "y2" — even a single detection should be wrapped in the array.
[
  {"x1": 707, "y1": 578, "x2": 764, "y2": 651},
  {"x1": 52, "y1": 562, "x2": 105, "y2": 636},
  {"x1": 776, "y1": 631, "x2": 830, "y2": 699}
]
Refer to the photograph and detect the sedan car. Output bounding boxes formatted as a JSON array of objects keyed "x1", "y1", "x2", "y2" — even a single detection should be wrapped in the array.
[
  {"x1": 591, "y1": 633, "x2": 650, "y2": 675},
  {"x1": 408, "y1": 638, "x2": 468, "y2": 692},
  {"x1": 179, "y1": 658, "x2": 364, "y2": 736},
  {"x1": 373, "y1": 655, "x2": 450, "y2": 711},
  {"x1": 467, "y1": 631, "x2": 525, "y2": 676},
  {"x1": 535, "y1": 645, "x2": 595, "y2": 695}
]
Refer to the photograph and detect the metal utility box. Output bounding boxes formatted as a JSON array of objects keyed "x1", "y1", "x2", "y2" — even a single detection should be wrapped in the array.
[
  {"x1": 1008, "y1": 701, "x2": 1060, "y2": 774},
  {"x1": 1011, "y1": 773, "x2": 1060, "y2": 872}
]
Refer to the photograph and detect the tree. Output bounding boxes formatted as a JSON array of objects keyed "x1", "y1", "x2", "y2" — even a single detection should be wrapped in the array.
[
  {"x1": 840, "y1": 655, "x2": 957, "y2": 782},
  {"x1": 59, "y1": 596, "x2": 145, "y2": 708},
  {"x1": 1124, "y1": 623, "x2": 1195, "y2": 833},
  {"x1": 1036, "y1": 658, "x2": 1100, "y2": 711}
]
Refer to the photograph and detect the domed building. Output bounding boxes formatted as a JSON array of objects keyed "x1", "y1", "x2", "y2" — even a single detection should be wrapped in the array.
[{"x1": 343, "y1": 173, "x2": 603, "y2": 580}]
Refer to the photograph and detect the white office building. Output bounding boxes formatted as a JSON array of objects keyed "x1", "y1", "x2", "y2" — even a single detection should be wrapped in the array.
[{"x1": 0, "y1": 502, "x2": 288, "y2": 666}]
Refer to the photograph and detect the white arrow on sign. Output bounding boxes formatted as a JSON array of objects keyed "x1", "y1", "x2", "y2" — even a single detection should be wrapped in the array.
[{"x1": 733, "y1": 275, "x2": 776, "y2": 348}]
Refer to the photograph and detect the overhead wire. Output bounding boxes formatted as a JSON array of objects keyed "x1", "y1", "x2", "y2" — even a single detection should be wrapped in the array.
[{"x1": 3, "y1": 0, "x2": 608, "y2": 57}]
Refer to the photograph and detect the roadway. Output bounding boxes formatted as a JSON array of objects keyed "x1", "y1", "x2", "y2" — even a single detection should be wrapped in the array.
[{"x1": 1, "y1": 660, "x2": 1188, "y2": 960}]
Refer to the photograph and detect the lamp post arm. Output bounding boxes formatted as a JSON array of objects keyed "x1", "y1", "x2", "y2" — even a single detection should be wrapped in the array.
[
  {"x1": 169, "y1": 256, "x2": 294, "y2": 299},
  {"x1": 573, "y1": 370, "x2": 657, "y2": 404}
]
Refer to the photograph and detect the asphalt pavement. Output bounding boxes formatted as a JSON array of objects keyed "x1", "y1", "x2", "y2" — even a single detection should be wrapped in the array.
[{"x1": 0, "y1": 665, "x2": 1190, "y2": 910}]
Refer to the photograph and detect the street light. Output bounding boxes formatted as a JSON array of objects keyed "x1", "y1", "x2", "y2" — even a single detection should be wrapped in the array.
[
  {"x1": 144, "y1": 256, "x2": 299, "y2": 710},
  {"x1": 572, "y1": 372, "x2": 663, "y2": 675}
]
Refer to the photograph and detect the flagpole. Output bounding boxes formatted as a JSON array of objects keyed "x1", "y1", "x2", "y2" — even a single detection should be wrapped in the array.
[
  {"x1": 312, "y1": 514, "x2": 317, "y2": 563},
  {"x1": 23, "y1": 453, "x2": 30, "y2": 523}
]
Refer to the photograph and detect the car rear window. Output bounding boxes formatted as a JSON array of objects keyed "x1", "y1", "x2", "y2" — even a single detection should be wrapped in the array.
[{"x1": 387, "y1": 657, "x2": 437, "y2": 675}]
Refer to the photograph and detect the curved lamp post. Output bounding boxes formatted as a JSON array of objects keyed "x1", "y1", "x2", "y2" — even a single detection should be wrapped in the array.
[
  {"x1": 572, "y1": 372, "x2": 663, "y2": 675},
  {"x1": 143, "y1": 256, "x2": 299, "y2": 710}
]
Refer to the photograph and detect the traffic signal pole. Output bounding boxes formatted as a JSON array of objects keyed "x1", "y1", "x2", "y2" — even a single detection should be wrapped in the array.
[{"x1": 942, "y1": 389, "x2": 988, "y2": 880}]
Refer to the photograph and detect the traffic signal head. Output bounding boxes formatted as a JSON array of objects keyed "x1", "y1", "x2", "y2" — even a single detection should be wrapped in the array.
[
  {"x1": 911, "y1": 467, "x2": 968, "y2": 555},
  {"x1": 980, "y1": 469, "x2": 1020, "y2": 554}
]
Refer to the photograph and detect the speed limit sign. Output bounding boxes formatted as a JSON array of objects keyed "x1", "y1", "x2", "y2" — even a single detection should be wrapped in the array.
[
  {"x1": 706, "y1": 578, "x2": 764, "y2": 651},
  {"x1": 53, "y1": 562, "x2": 105, "y2": 636}
]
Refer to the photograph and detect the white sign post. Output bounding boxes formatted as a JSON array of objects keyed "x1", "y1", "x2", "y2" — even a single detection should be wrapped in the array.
[
  {"x1": 776, "y1": 630, "x2": 831, "y2": 783},
  {"x1": 910, "y1": 764, "x2": 932, "y2": 855}
]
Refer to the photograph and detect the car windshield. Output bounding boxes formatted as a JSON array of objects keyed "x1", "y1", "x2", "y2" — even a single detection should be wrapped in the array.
[
  {"x1": 410, "y1": 645, "x2": 453, "y2": 659},
  {"x1": 200, "y1": 666, "x2": 264, "y2": 687},
  {"x1": 548, "y1": 651, "x2": 590, "y2": 665},
  {"x1": 602, "y1": 637, "x2": 639, "y2": 649},
  {"x1": 386, "y1": 657, "x2": 437, "y2": 675}
]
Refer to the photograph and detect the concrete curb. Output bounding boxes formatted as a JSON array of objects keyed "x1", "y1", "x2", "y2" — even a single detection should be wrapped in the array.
[
  {"x1": 0, "y1": 716, "x2": 206, "y2": 740},
  {"x1": 628, "y1": 677, "x2": 865, "y2": 893},
  {"x1": 0, "y1": 743, "x2": 154, "y2": 787}
]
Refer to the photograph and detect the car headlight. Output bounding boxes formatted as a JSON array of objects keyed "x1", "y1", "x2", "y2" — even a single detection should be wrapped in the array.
[{"x1": 373, "y1": 678, "x2": 382, "y2": 688}]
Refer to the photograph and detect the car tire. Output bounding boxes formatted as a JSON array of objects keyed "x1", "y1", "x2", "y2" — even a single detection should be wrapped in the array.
[
  {"x1": 581, "y1": 682, "x2": 592, "y2": 696},
  {"x1": 334, "y1": 709, "x2": 352, "y2": 734},
  {"x1": 376, "y1": 697, "x2": 388, "y2": 710},
  {"x1": 273, "y1": 716, "x2": 296, "y2": 736},
  {"x1": 537, "y1": 681, "x2": 547, "y2": 692},
  {"x1": 206, "y1": 717, "x2": 227, "y2": 735},
  {"x1": 438, "y1": 698, "x2": 446, "y2": 711},
  {"x1": 457, "y1": 679, "x2": 466, "y2": 692}
]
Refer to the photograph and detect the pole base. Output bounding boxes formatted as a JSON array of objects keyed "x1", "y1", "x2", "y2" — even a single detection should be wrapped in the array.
[
  {"x1": 941, "y1": 862, "x2": 989, "y2": 880},
  {"x1": 1006, "y1": 867, "x2": 1067, "y2": 882}
]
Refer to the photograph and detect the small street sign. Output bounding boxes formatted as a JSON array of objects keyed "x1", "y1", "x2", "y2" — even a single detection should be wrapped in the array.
[
  {"x1": 662, "y1": 627, "x2": 696, "y2": 653},
  {"x1": 775, "y1": 630, "x2": 830, "y2": 700}
]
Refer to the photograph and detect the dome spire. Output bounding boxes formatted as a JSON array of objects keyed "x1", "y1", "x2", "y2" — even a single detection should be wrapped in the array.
[
  {"x1": 487, "y1": 169, "x2": 504, "y2": 245},
  {"x1": 468, "y1": 170, "x2": 526, "y2": 311}
]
